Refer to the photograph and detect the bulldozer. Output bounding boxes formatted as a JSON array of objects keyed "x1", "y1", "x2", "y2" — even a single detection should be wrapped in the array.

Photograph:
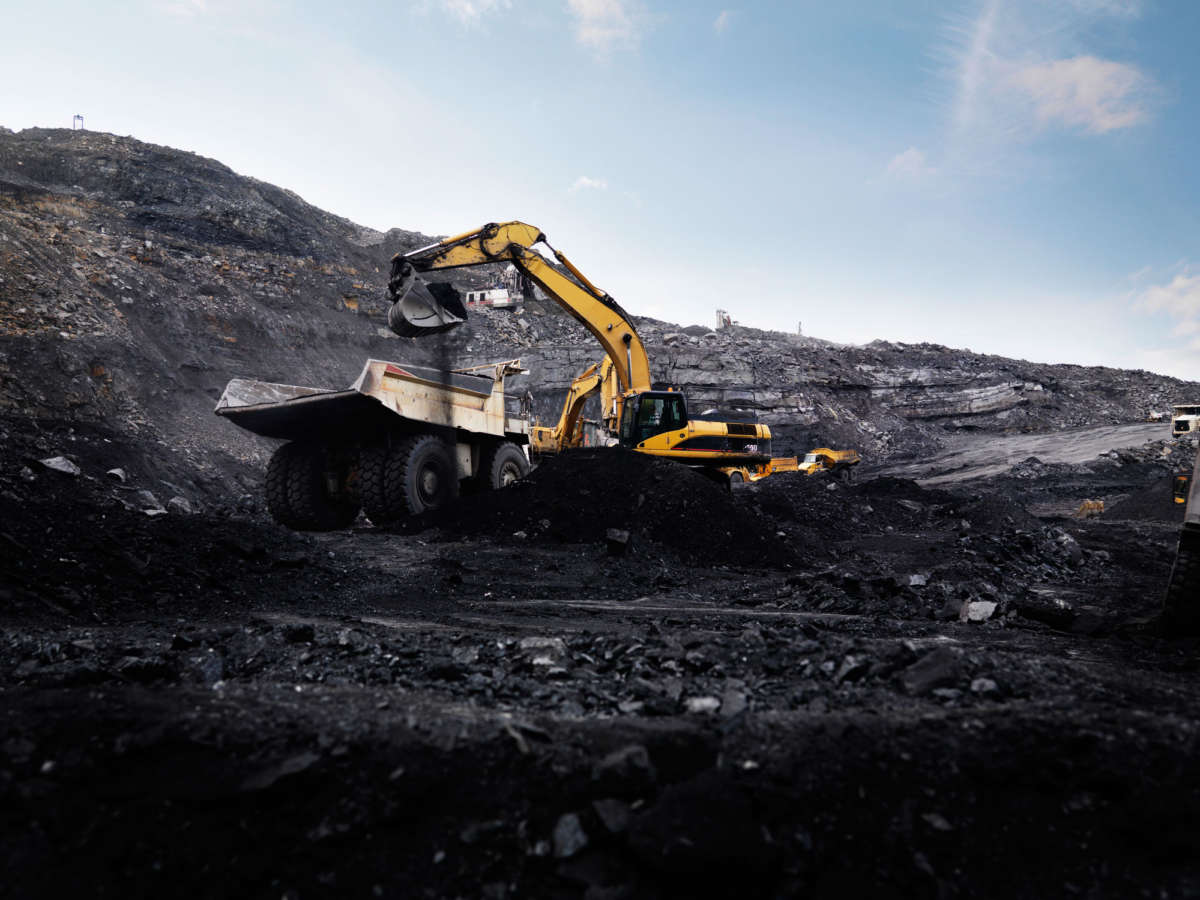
[
  {"x1": 798, "y1": 448, "x2": 861, "y2": 483},
  {"x1": 387, "y1": 221, "x2": 800, "y2": 485}
]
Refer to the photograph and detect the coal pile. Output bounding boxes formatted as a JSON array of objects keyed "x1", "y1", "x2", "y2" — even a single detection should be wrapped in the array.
[
  {"x1": 746, "y1": 473, "x2": 956, "y2": 542},
  {"x1": 1106, "y1": 477, "x2": 1187, "y2": 522},
  {"x1": 428, "y1": 449, "x2": 795, "y2": 568},
  {"x1": 743, "y1": 472, "x2": 1038, "y2": 548}
]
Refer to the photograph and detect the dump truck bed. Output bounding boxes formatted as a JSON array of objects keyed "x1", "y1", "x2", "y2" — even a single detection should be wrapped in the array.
[{"x1": 215, "y1": 358, "x2": 529, "y2": 443}]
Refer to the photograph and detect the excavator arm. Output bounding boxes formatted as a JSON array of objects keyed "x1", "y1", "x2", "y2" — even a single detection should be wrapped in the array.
[
  {"x1": 386, "y1": 222, "x2": 651, "y2": 396},
  {"x1": 531, "y1": 360, "x2": 603, "y2": 456}
]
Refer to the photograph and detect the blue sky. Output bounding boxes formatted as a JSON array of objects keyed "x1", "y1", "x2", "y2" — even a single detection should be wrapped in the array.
[{"x1": 4, "y1": 0, "x2": 1200, "y2": 380}]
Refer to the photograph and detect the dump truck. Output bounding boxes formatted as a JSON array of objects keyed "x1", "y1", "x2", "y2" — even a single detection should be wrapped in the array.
[
  {"x1": 215, "y1": 358, "x2": 530, "y2": 530},
  {"x1": 1172, "y1": 403, "x2": 1200, "y2": 436}
]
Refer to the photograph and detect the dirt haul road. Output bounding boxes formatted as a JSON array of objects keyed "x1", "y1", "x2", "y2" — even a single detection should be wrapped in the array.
[{"x1": 879, "y1": 422, "x2": 1171, "y2": 484}]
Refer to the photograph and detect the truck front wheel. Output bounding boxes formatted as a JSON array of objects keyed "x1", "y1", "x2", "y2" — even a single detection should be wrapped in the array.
[
  {"x1": 265, "y1": 442, "x2": 360, "y2": 532},
  {"x1": 481, "y1": 442, "x2": 529, "y2": 490}
]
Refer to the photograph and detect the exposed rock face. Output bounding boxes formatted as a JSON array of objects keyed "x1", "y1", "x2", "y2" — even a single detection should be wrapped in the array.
[{"x1": 1, "y1": 127, "x2": 1194, "y2": 492}]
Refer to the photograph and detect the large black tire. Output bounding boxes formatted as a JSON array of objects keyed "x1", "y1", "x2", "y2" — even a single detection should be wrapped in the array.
[
  {"x1": 265, "y1": 442, "x2": 360, "y2": 532},
  {"x1": 480, "y1": 441, "x2": 529, "y2": 491},
  {"x1": 359, "y1": 442, "x2": 402, "y2": 525},
  {"x1": 360, "y1": 435, "x2": 460, "y2": 524},
  {"x1": 837, "y1": 464, "x2": 857, "y2": 485}
]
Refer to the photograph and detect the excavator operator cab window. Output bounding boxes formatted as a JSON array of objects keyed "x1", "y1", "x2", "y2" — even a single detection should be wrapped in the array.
[{"x1": 620, "y1": 392, "x2": 687, "y2": 447}]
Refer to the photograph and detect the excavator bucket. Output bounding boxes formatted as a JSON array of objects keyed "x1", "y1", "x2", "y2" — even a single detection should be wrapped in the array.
[
  {"x1": 386, "y1": 258, "x2": 469, "y2": 337},
  {"x1": 387, "y1": 278, "x2": 469, "y2": 337}
]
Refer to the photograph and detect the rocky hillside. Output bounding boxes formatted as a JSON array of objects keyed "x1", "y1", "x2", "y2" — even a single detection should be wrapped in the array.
[{"x1": 1, "y1": 127, "x2": 1193, "y2": 500}]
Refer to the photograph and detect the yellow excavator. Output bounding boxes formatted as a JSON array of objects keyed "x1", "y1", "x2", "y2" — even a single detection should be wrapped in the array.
[
  {"x1": 529, "y1": 357, "x2": 619, "y2": 457},
  {"x1": 386, "y1": 221, "x2": 790, "y2": 483}
]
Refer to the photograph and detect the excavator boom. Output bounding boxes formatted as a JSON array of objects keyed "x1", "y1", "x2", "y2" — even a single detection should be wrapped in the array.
[{"x1": 388, "y1": 222, "x2": 651, "y2": 396}]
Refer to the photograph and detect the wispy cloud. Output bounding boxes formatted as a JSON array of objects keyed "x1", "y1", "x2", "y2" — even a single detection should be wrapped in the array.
[
  {"x1": 1137, "y1": 269, "x2": 1200, "y2": 334},
  {"x1": 713, "y1": 10, "x2": 733, "y2": 34},
  {"x1": 1135, "y1": 268, "x2": 1200, "y2": 371},
  {"x1": 942, "y1": 0, "x2": 1155, "y2": 151},
  {"x1": 1009, "y1": 56, "x2": 1150, "y2": 133},
  {"x1": 1064, "y1": 0, "x2": 1143, "y2": 17},
  {"x1": 152, "y1": 0, "x2": 209, "y2": 16},
  {"x1": 948, "y1": 0, "x2": 1000, "y2": 139},
  {"x1": 569, "y1": 175, "x2": 609, "y2": 192},
  {"x1": 886, "y1": 147, "x2": 936, "y2": 179},
  {"x1": 149, "y1": 0, "x2": 282, "y2": 22},
  {"x1": 567, "y1": 0, "x2": 647, "y2": 54},
  {"x1": 438, "y1": 0, "x2": 511, "y2": 25}
]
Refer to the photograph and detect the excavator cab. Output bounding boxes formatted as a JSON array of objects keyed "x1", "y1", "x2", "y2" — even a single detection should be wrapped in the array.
[{"x1": 618, "y1": 392, "x2": 687, "y2": 449}]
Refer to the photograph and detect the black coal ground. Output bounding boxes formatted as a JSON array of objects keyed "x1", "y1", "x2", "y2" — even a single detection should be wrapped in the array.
[{"x1": 3, "y1": 423, "x2": 1200, "y2": 898}]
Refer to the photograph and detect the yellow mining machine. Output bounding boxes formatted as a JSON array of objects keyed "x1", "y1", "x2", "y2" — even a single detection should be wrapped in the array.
[
  {"x1": 386, "y1": 221, "x2": 797, "y2": 485},
  {"x1": 529, "y1": 357, "x2": 618, "y2": 457},
  {"x1": 798, "y1": 448, "x2": 861, "y2": 483}
]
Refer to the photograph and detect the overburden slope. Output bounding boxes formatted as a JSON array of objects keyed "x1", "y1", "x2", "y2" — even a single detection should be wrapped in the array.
[{"x1": 1, "y1": 126, "x2": 1195, "y2": 504}]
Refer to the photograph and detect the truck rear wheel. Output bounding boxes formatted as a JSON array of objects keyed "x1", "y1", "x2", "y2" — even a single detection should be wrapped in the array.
[
  {"x1": 481, "y1": 441, "x2": 529, "y2": 490},
  {"x1": 265, "y1": 442, "x2": 360, "y2": 532},
  {"x1": 361, "y1": 435, "x2": 460, "y2": 524}
]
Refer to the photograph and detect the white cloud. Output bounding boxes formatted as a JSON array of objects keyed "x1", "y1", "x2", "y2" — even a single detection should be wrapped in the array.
[
  {"x1": 1138, "y1": 270, "x2": 1200, "y2": 320},
  {"x1": 438, "y1": 0, "x2": 511, "y2": 25},
  {"x1": 1135, "y1": 268, "x2": 1200, "y2": 366},
  {"x1": 569, "y1": 175, "x2": 608, "y2": 192},
  {"x1": 943, "y1": 0, "x2": 1155, "y2": 150},
  {"x1": 149, "y1": 0, "x2": 282, "y2": 24},
  {"x1": 567, "y1": 0, "x2": 646, "y2": 53},
  {"x1": 152, "y1": 0, "x2": 208, "y2": 16},
  {"x1": 886, "y1": 147, "x2": 936, "y2": 178},
  {"x1": 713, "y1": 10, "x2": 733, "y2": 34},
  {"x1": 1009, "y1": 56, "x2": 1150, "y2": 134}
]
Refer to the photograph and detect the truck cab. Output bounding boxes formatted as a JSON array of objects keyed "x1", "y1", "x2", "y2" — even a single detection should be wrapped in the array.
[{"x1": 1173, "y1": 404, "x2": 1200, "y2": 436}]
